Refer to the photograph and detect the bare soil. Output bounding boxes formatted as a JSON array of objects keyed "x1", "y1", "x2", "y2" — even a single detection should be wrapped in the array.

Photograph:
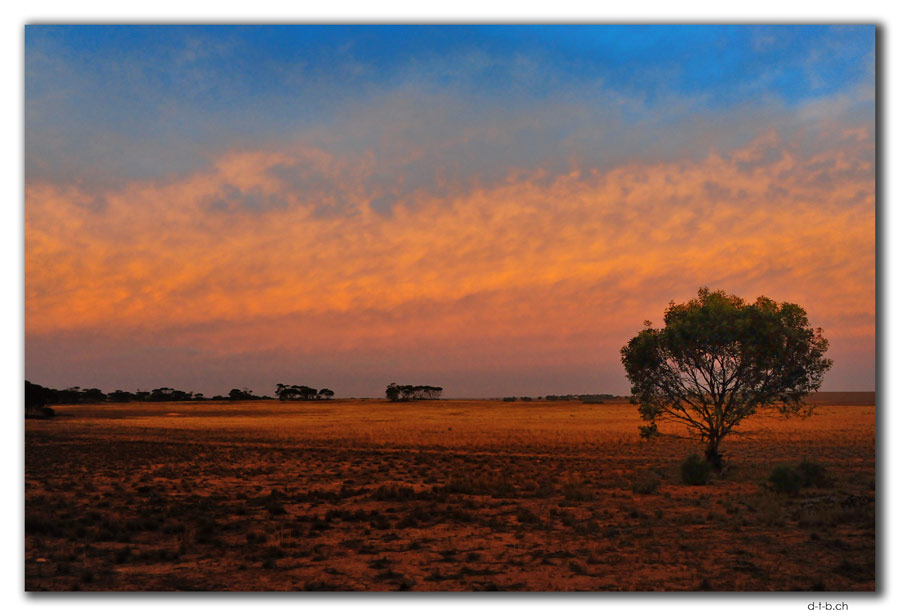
[{"x1": 24, "y1": 397, "x2": 875, "y2": 591}]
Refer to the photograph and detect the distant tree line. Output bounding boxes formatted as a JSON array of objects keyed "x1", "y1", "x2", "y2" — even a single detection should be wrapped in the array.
[
  {"x1": 276, "y1": 384, "x2": 334, "y2": 401},
  {"x1": 547, "y1": 394, "x2": 615, "y2": 403},
  {"x1": 385, "y1": 383, "x2": 443, "y2": 402},
  {"x1": 501, "y1": 393, "x2": 616, "y2": 403},
  {"x1": 26, "y1": 381, "x2": 125, "y2": 409},
  {"x1": 23, "y1": 380, "x2": 295, "y2": 414}
]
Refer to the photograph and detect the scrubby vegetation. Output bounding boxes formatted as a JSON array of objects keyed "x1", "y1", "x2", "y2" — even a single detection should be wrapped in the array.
[
  {"x1": 502, "y1": 394, "x2": 616, "y2": 403},
  {"x1": 768, "y1": 460, "x2": 833, "y2": 495},
  {"x1": 25, "y1": 398, "x2": 874, "y2": 591}
]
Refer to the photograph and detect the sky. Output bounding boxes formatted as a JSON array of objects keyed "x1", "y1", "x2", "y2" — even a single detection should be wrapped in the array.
[{"x1": 24, "y1": 25, "x2": 876, "y2": 398}]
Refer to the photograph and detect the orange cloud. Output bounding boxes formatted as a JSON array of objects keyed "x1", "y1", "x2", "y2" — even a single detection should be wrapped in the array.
[{"x1": 25, "y1": 126, "x2": 875, "y2": 390}]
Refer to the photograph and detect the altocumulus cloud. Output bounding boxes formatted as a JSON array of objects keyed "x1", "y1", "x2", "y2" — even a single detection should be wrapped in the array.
[
  {"x1": 26, "y1": 104, "x2": 874, "y2": 395},
  {"x1": 24, "y1": 25, "x2": 875, "y2": 396}
]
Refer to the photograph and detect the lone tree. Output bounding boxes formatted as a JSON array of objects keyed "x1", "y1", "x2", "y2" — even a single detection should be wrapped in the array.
[{"x1": 621, "y1": 288, "x2": 832, "y2": 471}]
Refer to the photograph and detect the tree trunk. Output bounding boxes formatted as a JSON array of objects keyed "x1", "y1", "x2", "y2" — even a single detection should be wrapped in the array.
[{"x1": 704, "y1": 441, "x2": 723, "y2": 473}]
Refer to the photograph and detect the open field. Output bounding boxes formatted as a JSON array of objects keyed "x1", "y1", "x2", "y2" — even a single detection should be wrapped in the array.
[{"x1": 25, "y1": 396, "x2": 875, "y2": 591}]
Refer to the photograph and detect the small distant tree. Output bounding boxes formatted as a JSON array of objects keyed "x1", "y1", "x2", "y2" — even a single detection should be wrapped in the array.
[
  {"x1": 422, "y1": 386, "x2": 443, "y2": 400},
  {"x1": 276, "y1": 384, "x2": 293, "y2": 400},
  {"x1": 81, "y1": 388, "x2": 107, "y2": 403},
  {"x1": 150, "y1": 387, "x2": 175, "y2": 402},
  {"x1": 621, "y1": 288, "x2": 832, "y2": 471},
  {"x1": 108, "y1": 390, "x2": 136, "y2": 403},
  {"x1": 278, "y1": 384, "x2": 331, "y2": 400},
  {"x1": 386, "y1": 383, "x2": 400, "y2": 402},
  {"x1": 298, "y1": 386, "x2": 318, "y2": 400},
  {"x1": 25, "y1": 380, "x2": 55, "y2": 417},
  {"x1": 228, "y1": 388, "x2": 255, "y2": 401},
  {"x1": 385, "y1": 383, "x2": 443, "y2": 402},
  {"x1": 56, "y1": 387, "x2": 82, "y2": 404}
]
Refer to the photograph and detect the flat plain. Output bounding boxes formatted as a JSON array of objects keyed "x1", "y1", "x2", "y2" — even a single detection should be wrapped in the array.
[{"x1": 24, "y1": 395, "x2": 875, "y2": 591}]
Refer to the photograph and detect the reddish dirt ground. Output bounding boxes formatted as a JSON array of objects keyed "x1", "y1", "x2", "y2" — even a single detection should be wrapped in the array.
[{"x1": 24, "y1": 396, "x2": 875, "y2": 591}]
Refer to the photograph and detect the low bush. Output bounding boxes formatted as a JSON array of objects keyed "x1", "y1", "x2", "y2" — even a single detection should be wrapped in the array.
[
  {"x1": 798, "y1": 460, "x2": 832, "y2": 488},
  {"x1": 769, "y1": 461, "x2": 832, "y2": 494},
  {"x1": 631, "y1": 471, "x2": 661, "y2": 494},
  {"x1": 680, "y1": 454, "x2": 711, "y2": 486},
  {"x1": 516, "y1": 507, "x2": 541, "y2": 524},
  {"x1": 768, "y1": 465, "x2": 804, "y2": 495}
]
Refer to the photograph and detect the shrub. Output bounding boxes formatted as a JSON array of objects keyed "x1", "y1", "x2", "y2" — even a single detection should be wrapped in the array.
[
  {"x1": 371, "y1": 484, "x2": 418, "y2": 501},
  {"x1": 768, "y1": 461, "x2": 832, "y2": 495},
  {"x1": 265, "y1": 500, "x2": 287, "y2": 515},
  {"x1": 768, "y1": 465, "x2": 804, "y2": 494},
  {"x1": 680, "y1": 454, "x2": 711, "y2": 486},
  {"x1": 516, "y1": 508, "x2": 540, "y2": 524},
  {"x1": 631, "y1": 471, "x2": 661, "y2": 494},
  {"x1": 798, "y1": 460, "x2": 832, "y2": 488},
  {"x1": 561, "y1": 479, "x2": 593, "y2": 501}
]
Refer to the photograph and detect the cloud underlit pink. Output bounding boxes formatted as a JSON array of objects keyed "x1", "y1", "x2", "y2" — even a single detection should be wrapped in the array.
[{"x1": 24, "y1": 113, "x2": 874, "y2": 397}]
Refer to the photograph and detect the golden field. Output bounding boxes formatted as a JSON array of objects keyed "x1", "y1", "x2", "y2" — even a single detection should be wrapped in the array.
[{"x1": 24, "y1": 396, "x2": 875, "y2": 591}]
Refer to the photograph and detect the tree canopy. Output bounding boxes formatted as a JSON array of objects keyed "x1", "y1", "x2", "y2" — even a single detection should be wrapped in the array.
[
  {"x1": 385, "y1": 383, "x2": 443, "y2": 402},
  {"x1": 276, "y1": 384, "x2": 332, "y2": 401},
  {"x1": 620, "y1": 288, "x2": 832, "y2": 469}
]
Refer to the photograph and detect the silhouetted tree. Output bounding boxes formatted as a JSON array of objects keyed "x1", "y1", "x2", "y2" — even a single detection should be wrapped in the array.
[
  {"x1": 386, "y1": 383, "x2": 400, "y2": 401},
  {"x1": 385, "y1": 383, "x2": 443, "y2": 402},
  {"x1": 621, "y1": 288, "x2": 832, "y2": 471},
  {"x1": 318, "y1": 388, "x2": 334, "y2": 400},
  {"x1": 150, "y1": 387, "x2": 174, "y2": 401},
  {"x1": 108, "y1": 390, "x2": 136, "y2": 403},
  {"x1": 422, "y1": 385, "x2": 443, "y2": 400},
  {"x1": 228, "y1": 388, "x2": 256, "y2": 401},
  {"x1": 277, "y1": 384, "x2": 300, "y2": 400},
  {"x1": 297, "y1": 386, "x2": 318, "y2": 400},
  {"x1": 277, "y1": 384, "x2": 330, "y2": 400},
  {"x1": 81, "y1": 388, "x2": 107, "y2": 403},
  {"x1": 25, "y1": 380, "x2": 55, "y2": 417},
  {"x1": 55, "y1": 387, "x2": 82, "y2": 405},
  {"x1": 149, "y1": 387, "x2": 193, "y2": 402}
]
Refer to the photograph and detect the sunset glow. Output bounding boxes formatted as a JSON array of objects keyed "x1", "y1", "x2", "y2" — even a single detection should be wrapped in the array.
[{"x1": 25, "y1": 26, "x2": 875, "y2": 397}]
